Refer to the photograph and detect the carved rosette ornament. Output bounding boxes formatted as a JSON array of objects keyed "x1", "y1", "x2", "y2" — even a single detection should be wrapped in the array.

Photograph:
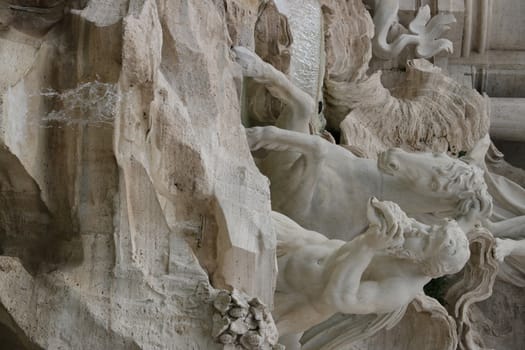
[{"x1": 212, "y1": 289, "x2": 283, "y2": 350}]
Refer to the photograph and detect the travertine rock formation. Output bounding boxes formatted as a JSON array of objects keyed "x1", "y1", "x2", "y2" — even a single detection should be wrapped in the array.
[
  {"x1": 0, "y1": 0, "x2": 278, "y2": 348},
  {"x1": 320, "y1": 0, "x2": 374, "y2": 128},
  {"x1": 1, "y1": 1, "x2": 525, "y2": 350},
  {"x1": 339, "y1": 59, "x2": 490, "y2": 157}
]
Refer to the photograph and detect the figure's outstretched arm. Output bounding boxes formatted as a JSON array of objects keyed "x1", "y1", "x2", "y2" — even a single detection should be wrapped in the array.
[
  {"x1": 246, "y1": 126, "x2": 327, "y2": 160},
  {"x1": 233, "y1": 46, "x2": 315, "y2": 133}
]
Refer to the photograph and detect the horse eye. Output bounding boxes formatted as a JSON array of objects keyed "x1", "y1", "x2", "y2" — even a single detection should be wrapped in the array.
[{"x1": 389, "y1": 162, "x2": 398, "y2": 170}]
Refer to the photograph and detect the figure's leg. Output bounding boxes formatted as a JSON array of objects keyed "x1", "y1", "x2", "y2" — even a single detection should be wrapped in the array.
[
  {"x1": 246, "y1": 126, "x2": 328, "y2": 210},
  {"x1": 233, "y1": 46, "x2": 316, "y2": 133},
  {"x1": 246, "y1": 126, "x2": 327, "y2": 160},
  {"x1": 275, "y1": 301, "x2": 330, "y2": 341}
]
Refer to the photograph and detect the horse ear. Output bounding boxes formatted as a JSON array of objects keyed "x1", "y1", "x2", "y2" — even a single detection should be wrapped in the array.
[{"x1": 463, "y1": 133, "x2": 490, "y2": 168}]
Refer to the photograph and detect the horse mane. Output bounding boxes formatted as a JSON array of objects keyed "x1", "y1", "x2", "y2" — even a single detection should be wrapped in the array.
[{"x1": 434, "y1": 159, "x2": 493, "y2": 219}]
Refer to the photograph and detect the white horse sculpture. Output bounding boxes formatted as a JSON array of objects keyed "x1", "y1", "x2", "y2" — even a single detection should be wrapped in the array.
[
  {"x1": 248, "y1": 125, "x2": 492, "y2": 242},
  {"x1": 234, "y1": 46, "x2": 493, "y2": 348},
  {"x1": 234, "y1": 46, "x2": 495, "y2": 242},
  {"x1": 234, "y1": 47, "x2": 525, "y2": 246}
]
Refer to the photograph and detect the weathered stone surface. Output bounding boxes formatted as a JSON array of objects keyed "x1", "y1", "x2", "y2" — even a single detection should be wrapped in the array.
[
  {"x1": 321, "y1": 0, "x2": 374, "y2": 128},
  {"x1": 0, "y1": 0, "x2": 276, "y2": 348},
  {"x1": 211, "y1": 289, "x2": 281, "y2": 349},
  {"x1": 443, "y1": 228, "x2": 499, "y2": 350},
  {"x1": 242, "y1": 0, "x2": 294, "y2": 126},
  {"x1": 474, "y1": 277, "x2": 525, "y2": 350},
  {"x1": 0, "y1": 0, "x2": 66, "y2": 36},
  {"x1": 0, "y1": 0, "x2": 524, "y2": 349},
  {"x1": 340, "y1": 59, "x2": 490, "y2": 157}
]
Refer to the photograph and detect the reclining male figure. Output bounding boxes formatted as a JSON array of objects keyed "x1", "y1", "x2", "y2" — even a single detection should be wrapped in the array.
[{"x1": 272, "y1": 198, "x2": 470, "y2": 349}]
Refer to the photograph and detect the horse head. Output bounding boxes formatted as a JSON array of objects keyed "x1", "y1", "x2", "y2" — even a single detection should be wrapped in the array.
[{"x1": 377, "y1": 147, "x2": 492, "y2": 221}]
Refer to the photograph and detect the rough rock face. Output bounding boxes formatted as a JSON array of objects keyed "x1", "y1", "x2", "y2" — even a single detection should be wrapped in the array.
[
  {"x1": 0, "y1": 0, "x2": 277, "y2": 348},
  {"x1": 320, "y1": 0, "x2": 374, "y2": 128},
  {"x1": 339, "y1": 59, "x2": 490, "y2": 157},
  {"x1": 474, "y1": 278, "x2": 525, "y2": 349},
  {"x1": 1, "y1": 1, "x2": 524, "y2": 350},
  {"x1": 243, "y1": 0, "x2": 293, "y2": 126}
]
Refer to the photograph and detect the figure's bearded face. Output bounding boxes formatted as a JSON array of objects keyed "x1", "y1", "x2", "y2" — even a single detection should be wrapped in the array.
[
  {"x1": 392, "y1": 221, "x2": 470, "y2": 277},
  {"x1": 368, "y1": 198, "x2": 470, "y2": 277}
]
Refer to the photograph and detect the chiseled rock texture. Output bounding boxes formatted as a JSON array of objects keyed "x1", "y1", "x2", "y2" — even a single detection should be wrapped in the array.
[
  {"x1": 0, "y1": 0, "x2": 276, "y2": 349},
  {"x1": 320, "y1": 0, "x2": 374, "y2": 129},
  {"x1": 339, "y1": 59, "x2": 490, "y2": 157}
]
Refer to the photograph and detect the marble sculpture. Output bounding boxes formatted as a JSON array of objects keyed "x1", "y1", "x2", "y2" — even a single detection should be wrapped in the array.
[
  {"x1": 367, "y1": 1, "x2": 455, "y2": 59},
  {"x1": 494, "y1": 238, "x2": 525, "y2": 261},
  {"x1": 2, "y1": 1, "x2": 524, "y2": 349},
  {"x1": 235, "y1": 46, "x2": 492, "y2": 242},
  {"x1": 235, "y1": 45, "x2": 495, "y2": 349},
  {"x1": 272, "y1": 198, "x2": 470, "y2": 347}
]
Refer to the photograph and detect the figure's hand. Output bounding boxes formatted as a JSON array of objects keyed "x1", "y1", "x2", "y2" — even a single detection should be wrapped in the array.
[
  {"x1": 232, "y1": 46, "x2": 267, "y2": 78},
  {"x1": 364, "y1": 198, "x2": 405, "y2": 250},
  {"x1": 364, "y1": 219, "x2": 404, "y2": 251},
  {"x1": 494, "y1": 238, "x2": 514, "y2": 262}
]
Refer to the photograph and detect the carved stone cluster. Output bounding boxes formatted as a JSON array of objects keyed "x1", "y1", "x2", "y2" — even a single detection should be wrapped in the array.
[{"x1": 212, "y1": 289, "x2": 283, "y2": 350}]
